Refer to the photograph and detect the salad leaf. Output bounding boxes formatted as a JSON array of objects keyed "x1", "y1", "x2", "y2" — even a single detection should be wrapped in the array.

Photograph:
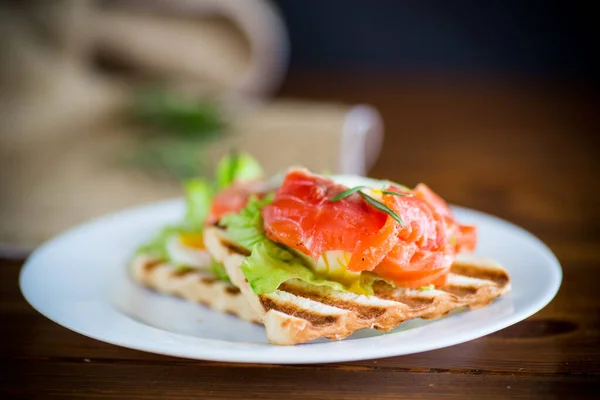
[
  {"x1": 182, "y1": 178, "x2": 213, "y2": 231},
  {"x1": 220, "y1": 194, "x2": 274, "y2": 250},
  {"x1": 216, "y1": 151, "x2": 263, "y2": 189},
  {"x1": 211, "y1": 260, "x2": 231, "y2": 283},
  {"x1": 241, "y1": 240, "x2": 345, "y2": 295},
  {"x1": 135, "y1": 225, "x2": 183, "y2": 261}
]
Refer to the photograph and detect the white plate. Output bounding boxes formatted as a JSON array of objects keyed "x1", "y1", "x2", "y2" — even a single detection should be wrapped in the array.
[{"x1": 19, "y1": 199, "x2": 561, "y2": 364}]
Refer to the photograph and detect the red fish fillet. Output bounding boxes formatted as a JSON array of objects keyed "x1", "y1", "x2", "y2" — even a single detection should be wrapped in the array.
[{"x1": 261, "y1": 169, "x2": 476, "y2": 288}]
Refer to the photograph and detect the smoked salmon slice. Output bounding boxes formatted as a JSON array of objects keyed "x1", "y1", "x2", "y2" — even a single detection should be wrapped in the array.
[
  {"x1": 261, "y1": 169, "x2": 477, "y2": 288},
  {"x1": 261, "y1": 169, "x2": 388, "y2": 259},
  {"x1": 414, "y1": 183, "x2": 477, "y2": 253}
]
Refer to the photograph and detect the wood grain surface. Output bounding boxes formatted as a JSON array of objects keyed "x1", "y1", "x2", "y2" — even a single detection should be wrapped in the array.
[{"x1": 2, "y1": 73, "x2": 599, "y2": 399}]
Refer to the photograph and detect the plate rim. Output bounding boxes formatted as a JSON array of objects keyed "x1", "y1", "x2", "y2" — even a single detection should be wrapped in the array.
[{"x1": 19, "y1": 200, "x2": 562, "y2": 364}]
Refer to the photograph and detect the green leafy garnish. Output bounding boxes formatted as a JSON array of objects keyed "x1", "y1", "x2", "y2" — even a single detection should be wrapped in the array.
[
  {"x1": 419, "y1": 284, "x2": 435, "y2": 291},
  {"x1": 215, "y1": 151, "x2": 264, "y2": 189},
  {"x1": 330, "y1": 186, "x2": 405, "y2": 227},
  {"x1": 329, "y1": 186, "x2": 370, "y2": 201},
  {"x1": 211, "y1": 260, "x2": 231, "y2": 283},
  {"x1": 220, "y1": 194, "x2": 274, "y2": 250},
  {"x1": 182, "y1": 178, "x2": 213, "y2": 231},
  {"x1": 225, "y1": 150, "x2": 239, "y2": 188},
  {"x1": 241, "y1": 240, "x2": 354, "y2": 295},
  {"x1": 381, "y1": 190, "x2": 410, "y2": 196},
  {"x1": 360, "y1": 192, "x2": 404, "y2": 226},
  {"x1": 135, "y1": 225, "x2": 183, "y2": 260}
]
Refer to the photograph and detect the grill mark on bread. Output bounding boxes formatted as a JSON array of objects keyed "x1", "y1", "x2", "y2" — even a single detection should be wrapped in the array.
[
  {"x1": 450, "y1": 263, "x2": 509, "y2": 286},
  {"x1": 279, "y1": 282, "x2": 387, "y2": 320},
  {"x1": 372, "y1": 281, "x2": 435, "y2": 307},
  {"x1": 200, "y1": 277, "x2": 217, "y2": 285},
  {"x1": 442, "y1": 285, "x2": 478, "y2": 297},
  {"x1": 225, "y1": 286, "x2": 241, "y2": 295},
  {"x1": 389, "y1": 296, "x2": 434, "y2": 308},
  {"x1": 259, "y1": 296, "x2": 339, "y2": 327},
  {"x1": 372, "y1": 290, "x2": 434, "y2": 308},
  {"x1": 143, "y1": 259, "x2": 162, "y2": 272},
  {"x1": 221, "y1": 239, "x2": 251, "y2": 256},
  {"x1": 171, "y1": 267, "x2": 195, "y2": 277}
]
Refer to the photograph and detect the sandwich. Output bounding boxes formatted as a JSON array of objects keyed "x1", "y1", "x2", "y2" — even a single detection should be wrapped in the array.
[
  {"x1": 131, "y1": 156, "x2": 511, "y2": 345},
  {"x1": 204, "y1": 168, "x2": 511, "y2": 345}
]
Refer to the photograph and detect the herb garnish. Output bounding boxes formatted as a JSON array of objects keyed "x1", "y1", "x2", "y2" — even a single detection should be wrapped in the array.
[
  {"x1": 330, "y1": 186, "x2": 408, "y2": 226},
  {"x1": 329, "y1": 186, "x2": 370, "y2": 201},
  {"x1": 381, "y1": 190, "x2": 408, "y2": 196}
]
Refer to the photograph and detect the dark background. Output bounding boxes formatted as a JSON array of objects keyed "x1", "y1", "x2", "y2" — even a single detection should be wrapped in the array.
[{"x1": 274, "y1": 1, "x2": 597, "y2": 80}]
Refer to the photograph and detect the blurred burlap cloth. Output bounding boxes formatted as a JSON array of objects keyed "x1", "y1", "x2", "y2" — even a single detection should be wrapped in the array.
[{"x1": 0, "y1": 0, "x2": 383, "y2": 254}]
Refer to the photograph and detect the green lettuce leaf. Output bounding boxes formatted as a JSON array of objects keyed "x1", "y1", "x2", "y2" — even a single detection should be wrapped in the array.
[
  {"x1": 211, "y1": 259, "x2": 231, "y2": 283},
  {"x1": 182, "y1": 178, "x2": 213, "y2": 231},
  {"x1": 220, "y1": 194, "x2": 274, "y2": 250},
  {"x1": 241, "y1": 240, "x2": 347, "y2": 295},
  {"x1": 216, "y1": 151, "x2": 263, "y2": 189},
  {"x1": 135, "y1": 225, "x2": 183, "y2": 261}
]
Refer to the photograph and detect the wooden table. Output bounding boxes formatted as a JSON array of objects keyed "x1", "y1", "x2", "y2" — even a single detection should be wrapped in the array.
[{"x1": 2, "y1": 73, "x2": 599, "y2": 399}]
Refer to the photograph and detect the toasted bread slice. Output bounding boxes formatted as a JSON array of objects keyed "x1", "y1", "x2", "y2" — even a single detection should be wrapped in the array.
[
  {"x1": 204, "y1": 226, "x2": 511, "y2": 345},
  {"x1": 130, "y1": 254, "x2": 261, "y2": 323}
]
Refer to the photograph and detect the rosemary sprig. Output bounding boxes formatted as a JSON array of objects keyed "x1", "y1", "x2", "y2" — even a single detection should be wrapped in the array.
[
  {"x1": 330, "y1": 186, "x2": 409, "y2": 202},
  {"x1": 330, "y1": 186, "x2": 405, "y2": 226},
  {"x1": 381, "y1": 190, "x2": 410, "y2": 196},
  {"x1": 359, "y1": 192, "x2": 404, "y2": 226},
  {"x1": 329, "y1": 186, "x2": 370, "y2": 202}
]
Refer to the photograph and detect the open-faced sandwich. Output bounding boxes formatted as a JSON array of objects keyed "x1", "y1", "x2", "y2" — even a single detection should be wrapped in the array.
[{"x1": 131, "y1": 154, "x2": 511, "y2": 345}]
